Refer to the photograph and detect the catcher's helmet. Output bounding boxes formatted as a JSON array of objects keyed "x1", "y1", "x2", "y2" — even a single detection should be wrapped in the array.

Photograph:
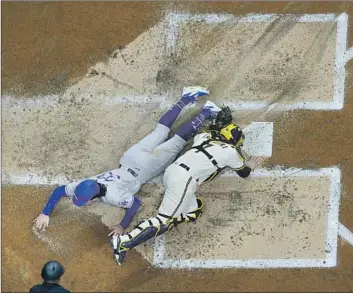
[
  {"x1": 210, "y1": 105, "x2": 233, "y2": 130},
  {"x1": 41, "y1": 261, "x2": 65, "y2": 281},
  {"x1": 73, "y1": 179, "x2": 100, "y2": 206},
  {"x1": 219, "y1": 123, "x2": 244, "y2": 148}
]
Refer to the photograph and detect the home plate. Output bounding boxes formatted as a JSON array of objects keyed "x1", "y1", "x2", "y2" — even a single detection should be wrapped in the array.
[
  {"x1": 153, "y1": 167, "x2": 341, "y2": 268},
  {"x1": 242, "y1": 122, "x2": 273, "y2": 157}
]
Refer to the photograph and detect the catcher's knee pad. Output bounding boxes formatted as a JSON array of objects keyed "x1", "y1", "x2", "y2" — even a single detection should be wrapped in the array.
[
  {"x1": 178, "y1": 198, "x2": 204, "y2": 224},
  {"x1": 120, "y1": 215, "x2": 173, "y2": 250}
]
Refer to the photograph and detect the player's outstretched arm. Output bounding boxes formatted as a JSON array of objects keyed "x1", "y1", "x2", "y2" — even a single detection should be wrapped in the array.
[
  {"x1": 236, "y1": 156, "x2": 263, "y2": 178},
  {"x1": 227, "y1": 146, "x2": 263, "y2": 178},
  {"x1": 32, "y1": 185, "x2": 68, "y2": 231},
  {"x1": 240, "y1": 149, "x2": 251, "y2": 161},
  {"x1": 108, "y1": 196, "x2": 141, "y2": 237},
  {"x1": 246, "y1": 156, "x2": 263, "y2": 170}
]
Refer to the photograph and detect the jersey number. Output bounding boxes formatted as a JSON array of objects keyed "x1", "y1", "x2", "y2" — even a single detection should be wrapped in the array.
[
  {"x1": 96, "y1": 171, "x2": 120, "y2": 182},
  {"x1": 194, "y1": 142, "x2": 228, "y2": 153}
]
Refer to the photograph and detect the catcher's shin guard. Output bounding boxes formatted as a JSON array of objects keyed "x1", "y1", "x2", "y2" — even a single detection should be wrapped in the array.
[
  {"x1": 113, "y1": 215, "x2": 173, "y2": 265},
  {"x1": 177, "y1": 198, "x2": 204, "y2": 224}
]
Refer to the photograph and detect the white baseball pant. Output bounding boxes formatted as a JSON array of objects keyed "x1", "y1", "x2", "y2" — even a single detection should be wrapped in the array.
[{"x1": 159, "y1": 162, "x2": 199, "y2": 218}]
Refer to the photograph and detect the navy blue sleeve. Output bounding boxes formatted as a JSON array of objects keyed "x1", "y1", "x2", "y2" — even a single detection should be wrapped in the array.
[
  {"x1": 29, "y1": 285, "x2": 44, "y2": 292},
  {"x1": 42, "y1": 185, "x2": 67, "y2": 216},
  {"x1": 119, "y1": 196, "x2": 141, "y2": 230}
]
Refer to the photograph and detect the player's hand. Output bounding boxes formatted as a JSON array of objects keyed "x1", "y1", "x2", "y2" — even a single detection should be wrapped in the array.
[
  {"x1": 108, "y1": 224, "x2": 125, "y2": 237},
  {"x1": 247, "y1": 156, "x2": 263, "y2": 170},
  {"x1": 32, "y1": 213, "x2": 50, "y2": 231}
]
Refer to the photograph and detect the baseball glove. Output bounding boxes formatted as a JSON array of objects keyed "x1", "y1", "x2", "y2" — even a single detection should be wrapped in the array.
[{"x1": 210, "y1": 106, "x2": 233, "y2": 130}]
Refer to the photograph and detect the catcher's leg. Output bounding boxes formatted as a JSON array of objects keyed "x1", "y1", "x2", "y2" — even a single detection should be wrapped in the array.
[
  {"x1": 176, "y1": 198, "x2": 204, "y2": 224},
  {"x1": 112, "y1": 214, "x2": 176, "y2": 265},
  {"x1": 112, "y1": 199, "x2": 203, "y2": 266}
]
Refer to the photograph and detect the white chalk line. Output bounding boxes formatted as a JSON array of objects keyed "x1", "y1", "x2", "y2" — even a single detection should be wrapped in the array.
[
  {"x1": 221, "y1": 101, "x2": 344, "y2": 111},
  {"x1": 1, "y1": 94, "x2": 175, "y2": 111},
  {"x1": 165, "y1": 12, "x2": 348, "y2": 111},
  {"x1": 31, "y1": 226, "x2": 66, "y2": 255},
  {"x1": 165, "y1": 13, "x2": 336, "y2": 27},
  {"x1": 343, "y1": 46, "x2": 353, "y2": 63},
  {"x1": 325, "y1": 168, "x2": 342, "y2": 267},
  {"x1": 333, "y1": 13, "x2": 348, "y2": 110},
  {"x1": 1, "y1": 95, "x2": 346, "y2": 112},
  {"x1": 338, "y1": 223, "x2": 353, "y2": 246},
  {"x1": 154, "y1": 259, "x2": 334, "y2": 269},
  {"x1": 2, "y1": 172, "x2": 70, "y2": 186},
  {"x1": 153, "y1": 236, "x2": 165, "y2": 265},
  {"x1": 1, "y1": 167, "x2": 339, "y2": 186},
  {"x1": 3, "y1": 94, "x2": 347, "y2": 112},
  {"x1": 224, "y1": 166, "x2": 341, "y2": 178},
  {"x1": 153, "y1": 166, "x2": 342, "y2": 268}
]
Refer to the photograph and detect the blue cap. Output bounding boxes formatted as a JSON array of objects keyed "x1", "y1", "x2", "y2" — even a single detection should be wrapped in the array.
[{"x1": 73, "y1": 179, "x2": 100, "y2": 206}]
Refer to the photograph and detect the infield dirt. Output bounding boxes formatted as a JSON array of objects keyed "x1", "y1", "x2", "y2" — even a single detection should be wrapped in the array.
[{"x1": 2, "y1": 2, "x2": 353, "y2": 292}]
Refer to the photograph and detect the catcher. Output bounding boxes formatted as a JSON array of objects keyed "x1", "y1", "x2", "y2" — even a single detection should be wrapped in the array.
[{"x1": 112, "y1": 106, "x2": 262, "y2": 265}]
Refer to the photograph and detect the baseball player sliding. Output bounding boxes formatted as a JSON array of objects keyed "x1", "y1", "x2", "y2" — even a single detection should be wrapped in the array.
[
  {"x1": 33, "y1": 86, "x2": 222, "y2": 237},
  {"x1": 112, "y1": 106, "x2": 262, "y2": 265}
]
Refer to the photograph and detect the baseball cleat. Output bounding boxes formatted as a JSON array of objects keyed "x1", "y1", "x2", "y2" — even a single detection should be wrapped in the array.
[
  {"x1": 182, "y1": 86, "x2": 209, "y2": 103},
  {"x1": 114, "y1": 249, "x2": 127, "y2": 266},
  {"x1": 202, "y1": 101, "x2": 222, "y2": 119},
  {"x1": 111, "y1": 236, "x2": 128, "y2": 265}
]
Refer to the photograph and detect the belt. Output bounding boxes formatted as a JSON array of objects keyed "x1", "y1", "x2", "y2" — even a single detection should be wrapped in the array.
[
  {"x1": 179, "y1": 163, "x2": 190, "y2": 171},
  {"x1": 119, "y1": 164, "x2": 138, "y2": 178},
  {"x1": 178, "y1": 163, "x2": 199, "y2": 182}
]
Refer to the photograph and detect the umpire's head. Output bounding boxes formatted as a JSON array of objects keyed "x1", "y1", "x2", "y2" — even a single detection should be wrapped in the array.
[{"x1": 41, "y1": 261, "x2": 65, "y2": 282}]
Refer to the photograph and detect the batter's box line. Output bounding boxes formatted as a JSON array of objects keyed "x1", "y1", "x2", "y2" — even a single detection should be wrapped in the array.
[
  {"x1": 152, "y1": 167, "x2": 342, "y2": 269},
  {"x1": 154, "y1": 258, "x2": 334, "y2": 269},
  {"x1": 164, "y1": 12, "x2": 349, "y2": 111}
]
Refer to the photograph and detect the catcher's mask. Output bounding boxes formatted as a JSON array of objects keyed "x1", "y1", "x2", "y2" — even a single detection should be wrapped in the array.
[
  {"x1": 210, "y1": 105, "x2": 233, "y2": 131},
  {"x1": 219, "y1": 123, "x2": 244, "y2": 148}
]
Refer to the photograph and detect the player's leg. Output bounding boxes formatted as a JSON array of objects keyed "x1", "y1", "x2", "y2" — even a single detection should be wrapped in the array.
[
  {"x1": 176, "y1": 197, "x2": 204, "y2": 225},
  {"x1": 112, "y1": 213, "x2": 174, "y2": 265},
  {"x1": 176, "y1": 101, "x2": 222, "y2": 141},
  {"x1": 127, "y1": 86, "x2": 209, "y2": 153},
  {"x1": 112, "y1": 165, "x2": 197, "y2": 265},
  {"x1": 158, "y1": 165, "x2": 198, "y2": 218},
  {"x1": 150, "y1": 101, "x2": 222, "y2": 170},
  {"x1": 158, "y1": 86, "x2": 209, "y2": 129}
]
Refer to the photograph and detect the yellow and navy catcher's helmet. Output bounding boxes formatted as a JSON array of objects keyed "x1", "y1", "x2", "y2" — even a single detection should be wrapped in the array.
[{"x1": 219, "y1": 123, "x2": 245, "y2": 148}]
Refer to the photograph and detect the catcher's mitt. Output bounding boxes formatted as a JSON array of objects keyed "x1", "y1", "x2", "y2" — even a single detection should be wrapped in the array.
[{"x1": 210, "y1": 106, "x2": 233, "y2": 131}]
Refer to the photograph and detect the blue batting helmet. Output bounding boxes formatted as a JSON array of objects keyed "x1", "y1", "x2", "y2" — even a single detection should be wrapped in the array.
[{"x1": 73, "y1": 179, "x2": 100, "y2": 206}]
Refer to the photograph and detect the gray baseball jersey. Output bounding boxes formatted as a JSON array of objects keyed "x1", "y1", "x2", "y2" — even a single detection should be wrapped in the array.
[
  {"x1": 66, "y1": 123, "x2": 186, "y2": 207},
  {"x1": 65, "y1": 168, "x2": 140, "y2": 208}
]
